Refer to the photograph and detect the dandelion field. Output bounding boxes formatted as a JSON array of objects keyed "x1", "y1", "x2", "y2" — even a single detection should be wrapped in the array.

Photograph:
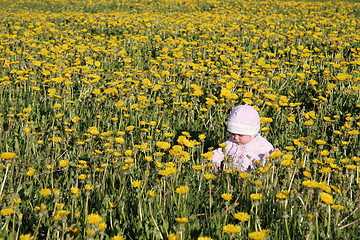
[{"x1": 1, "y1": 0, "x2": 360, "y2": 239}]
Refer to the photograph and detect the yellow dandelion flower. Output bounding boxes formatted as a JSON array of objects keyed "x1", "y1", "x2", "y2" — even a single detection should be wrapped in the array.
[
  {"x1": 59, "y1": 160, "x2": 69, "y2": 168},
  {"x1": 304, "y1": 120, "x2": 314, "y2": 126},
  {"x1": 293, "y1": 139, "x2": 301, "y2": 146},
  {"x1": 302, "y1": 180, "x2": 319, "y2": 188},
  {"x1": 276, "y1": 193, "x2": 287, "y2": 199},
  {"x1": 198, "y1": 134, "x2": 206, "y2": 140},
  {"x1": 333, "y1": 130, "x2": 342, "y2": 135},
  {"x1": 78, "y1": 174, "x2": 86, "y2": 180},
  {"x1": 192, "y1": 165, "x2": 202, "y2": 170},
  {"x1": 175, "y1": 186, "x2": 189, "y2": 194},
  {"x1": 318, "y1": 182, "x2": 331, "y2": 193},
  {"x1": 111, "y1": 236, "x2": 124, "y2": 240},
  {"x1": 51, "y1": 103, "x2": 61, "y2": 109},
  {"x1": 286, "y1": 114, "x2": 295, "y2": 122},
  {"x1": 303, "y1": 171, "x2": 311, "y2": 178},
  {"x1": 52, "y1": 214, "x2": 62, "y2": 222},
  {"x1": 156, "y1": 141, "x2": 171, "y2": 150},
  {"x1": 145, "y1": 156, "x2": 152, "y2": 162},
  {"x1": 219, "y1": 143, "x2": 227, "y2": 148},
  {"x1": 221, "y1": 193, "x2": 233, "y2": 201},
  {"x1": 269, "y1": 151, "x2": 283, "y2": 159},
  {"x1": 132, "y1": 180, "x2": 142, "y2": 188},
  {"x1": 348, "y1": 130, "x2": 359, "y2": 136},
  {"x1": 320, "y1": 150, "x2": 330, "y2": 156},
  {"x1": 175, "y1": 217, "x2": 189, "y2": 223},
  {"x1": 250, "y1": 193, "x2": 263, "y2": 200},
  {"x1": 254, "y1": 180, "x2": 262, "y2": 186},
  {"x1": 27, "y1": 167, "x2": 35, "y2": 176},
  {"x1": 197, "y1": 237, "x2": 213, "y2": 240},
  {"x1": 248, "y1": 229, "x2": 270, "y2": 240},
  {"x1": 115, "y1": 100, "x2": 124, "y2": 107},
  {"x1": 280, "y1": 159, "x2": 294, "y2": 167},
  {"x1": 222, "y1": 224, "x2": 240, "y2": 234},
  {"x1": 331, "y1": 205, "x2": 344, "y2": 210},
  {"x1": 24, "y1": 127, "x2": 31, "y2": 134},
  {"x1": 87, "y1": 213, "x2": 102, "y2": 224},
  {"x1": 239, "y1": 172, "x2": 251, "y2": 179},
  {"x1": 98, "y1": 222, "x2": 107, "y2": 231},
  {"x1": 126, "y1": 126, "x2": 134, "y2": 131},
  {"x1": 40, "y1": 188, "x2": 52, "y2": 196},
  {"x1": 345, "y1": 165, "x2": 356, "y2": 170},
  {"x1": 124, "y1": 149, "x2": 132, "y2": 156},
  {"x1": 72, "y1": 117, "x2": 80, "y2": 123},
  {"x1": 319, "y1": 167, "x2": 331, "y2": 173},
  {"x1": 201, "y1": 151, "x2": 213, "y2": 160},
  {"x1": 71, "y1": 187, "x2": 81, "y2": 197},
  {"x1": 148, "y1": 190, "x2": 157, "y2": 197},
  {"x1": 320, "y1": 192, "x2": 334, "y2": 204},
  {"x1": 57, "y1": 210, "x2": 70, "y2": 217},
  {"x1": 52, "y1": 137, "x2": 62, "y2": 142},
  {"x1": 115, "y1": 137, "x2": 125, "y2": 144},
  {"x1": 87, "y1": 228, "x2": 96, "y2": 236},
  {"x1": 315, "y1": 139, "x2": 326, "y2": 145},
  {"x1": 204, "y1": 173, "x2": 215, "y2": 180},
  {"x1": 158, "y1": 169, "x2": 171, "y2": 176},
  {"x1": 234, "y1": 212, "x2": 250, "y2": 221},
  {"x1": 19, "y1": 234, "x2": 32, "y2": 240},
  {"x1": 89, "y1": 129, "x2": 99, "y2": 135},
  {"x1": 167, "y1": 233, "x2": 180, "y2": 240},
  {"x1": 1, "y1": 208, "x2": 15, "y2": 216},
  {"x1": 1, "y1": 152, "x2": 16, "y2": 159}
]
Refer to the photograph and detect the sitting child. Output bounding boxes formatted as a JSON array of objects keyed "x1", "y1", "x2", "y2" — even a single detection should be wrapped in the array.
[{"x1": 212, "y1": 104, "x2": 277, "y2": 173}]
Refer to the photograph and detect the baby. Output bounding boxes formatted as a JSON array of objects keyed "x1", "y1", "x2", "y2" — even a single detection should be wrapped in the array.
[{"x1": 212, "y1": 104, "x2": 277, "y2": 173}]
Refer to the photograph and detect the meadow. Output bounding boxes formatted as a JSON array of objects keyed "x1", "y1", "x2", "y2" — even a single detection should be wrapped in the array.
[{"x1": 0, "y1": 0, "x2": 360, "y2": 239}]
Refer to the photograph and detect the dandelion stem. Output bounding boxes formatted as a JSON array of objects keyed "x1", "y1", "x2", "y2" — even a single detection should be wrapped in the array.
[
  {"x1": 255, "y1": 204, "x2": 258, "y2": 231},
  {"x1": 71, "y1": 198, "x2": 74, "y2": 220},
  {"x1": 33, "y1": 217, "x2": 42, "y2": 239},
  {"x1": 285, "y1": 217, "x2": 291, "y2": 240},
  {"x1": 338, "y1": 207, "x2": 358, "y2": 226},
  {"x1": 1, "y1": 218, "x2": 9, "y2": 231},
  {"x1": 12, "y1": 212, "x2": 15, "y2": 235},
  {"x1": 138, "y1": 191, "x2": 143, "y2": 222},
  {"x1": 339, "y1": 217, "x2": 360, "y2": 230},
  {"x1": 0, "y1": 164, "x2": 10, "y2": 196},
  {"x1": 327, "y1": 205, "x2": 331, "y2": 237},
  {"x1": 327, "y1": 172, "x2": 331, "y2": 186},
  {"x1": 15, "y1": 220, "x2": 21, "y2": 240},
  {"x1": 285, "y1": 167, "x2": 296, "y2": 209},
  {"x1": 316, "y1": 213, "x2": 319, "y2": 240},
  {"x1": 85, "y1": 195, "x2": 89, "y2": 219},
  {"x1": 163, "y1": 178, "x2": 166, "y2": 213},
  {"x1": 223, "y1": 202, "x2": 229, "y2": 227},
  {"x1": 149, "y1": 202, "x2": 163, "y2": 239},
  {"x1": 177, "y1": 193, "x2": 181, "y2": 212},
  {"x1": 209, "y1": 182, "x2": 212, "y2": 219},
  {"x1": 160, "y1": 211, "x2": 169, "y2": 237}
]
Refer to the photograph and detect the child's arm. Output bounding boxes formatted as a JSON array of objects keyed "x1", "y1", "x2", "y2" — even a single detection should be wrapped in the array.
[
  {"x1": 264, "y1": 147, "x2": 280, "y2": 165},
  {"x1": 272, "y1": 148, "x2": 280, "y2": 152},
  {"x1": 211, "y1": 139, "x2": 235, "y2": 173},
  {"x1": 212, "y1": 147, "x2": 225, "y2": 173},
  {"x1": 256, "y1": 138, "x2": 278, "y2": 166}
]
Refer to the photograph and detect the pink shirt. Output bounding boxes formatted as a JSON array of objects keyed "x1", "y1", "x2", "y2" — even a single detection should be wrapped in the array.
[{"x1": 212, "y1": 134, "x2": 274, "y2": 172}]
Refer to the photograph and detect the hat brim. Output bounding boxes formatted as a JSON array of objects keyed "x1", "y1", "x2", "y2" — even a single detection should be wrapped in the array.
[{"x1": 227, "y1": 120, "x2": 260, "y2": 135}]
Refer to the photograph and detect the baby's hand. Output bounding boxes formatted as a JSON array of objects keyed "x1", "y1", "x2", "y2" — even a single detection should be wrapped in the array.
[{"x1": 213, "y1": 162, "x2": 221, "y2": 174}]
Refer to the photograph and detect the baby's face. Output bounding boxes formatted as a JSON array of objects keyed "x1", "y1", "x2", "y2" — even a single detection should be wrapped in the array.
[{"x1": 230, "y1": 133, "x2": 252, "y2": 145}]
